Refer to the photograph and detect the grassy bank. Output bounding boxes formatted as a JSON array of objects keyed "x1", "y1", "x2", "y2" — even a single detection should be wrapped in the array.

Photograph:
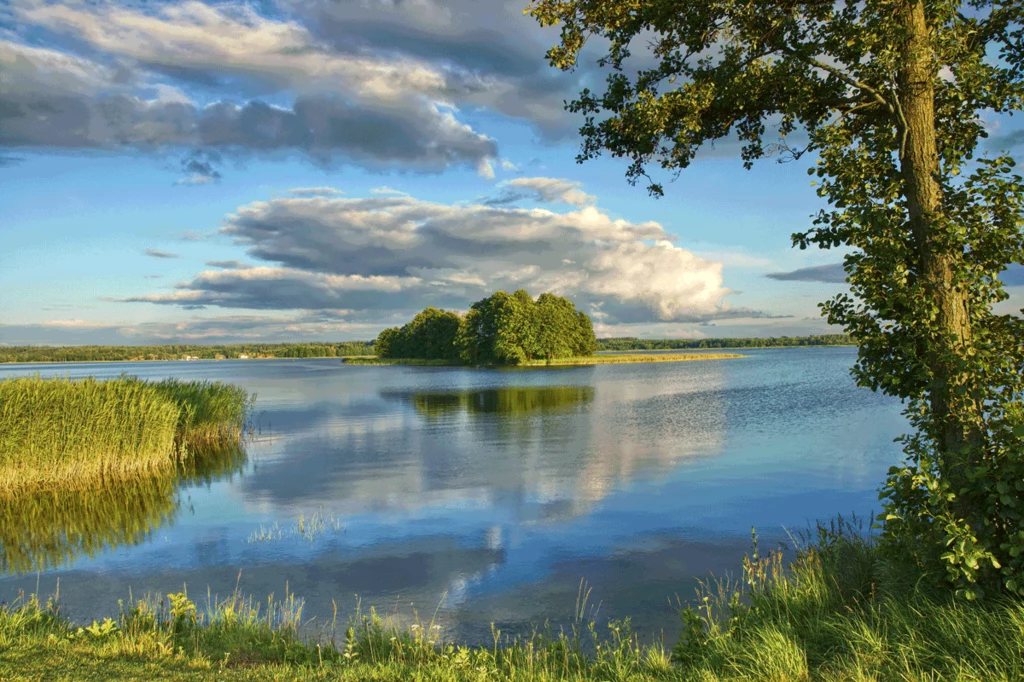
[
  {"x1": 344, "y1": 353, "x2": 743, "y2": 367},
  {"x1": 0, "y1": 376, "x2": 252, "y2": 494},
  {"x1": 3, "y1": 523, "x2": 1021, "y2": 681}
]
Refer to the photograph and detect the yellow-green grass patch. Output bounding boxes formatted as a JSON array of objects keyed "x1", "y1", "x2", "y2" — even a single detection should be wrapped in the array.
[{"x1": 0, "y1": 376, "x2": 252, "y2": 495}]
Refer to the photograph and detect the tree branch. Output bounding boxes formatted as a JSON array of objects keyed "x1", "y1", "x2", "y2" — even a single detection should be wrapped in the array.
[{"x1": 780, "y1": 46, "x2": 895, "y2": 114}]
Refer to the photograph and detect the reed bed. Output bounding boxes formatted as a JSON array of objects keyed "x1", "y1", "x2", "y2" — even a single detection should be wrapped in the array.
[
  {"x1": 0, "y1": 376, "x2": 252, "y2": 495},
  {"x1": 0, "y1": 377, "x2": 179, "y2": 494},
  {"x1": 150, "y1": 378, "x2": 253, "y2": 450}
]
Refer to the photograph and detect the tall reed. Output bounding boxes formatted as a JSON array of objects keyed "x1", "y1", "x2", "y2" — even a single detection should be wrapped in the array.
[
  {"x1": 149, "y1": 378, "x2": 253, "y2": 450},
  {"x1": 0, "y1": 376, "x2": 179, "y2": 493},
  {"x1": 0, "y1": 376, "x2": 252, "y2": 495}
]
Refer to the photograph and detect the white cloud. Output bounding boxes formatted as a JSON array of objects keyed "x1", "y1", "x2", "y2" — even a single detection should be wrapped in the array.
[
  {"x1": 127, "y1": 187, "x2": 767, "y2": 324},
  {"x1": 287, "y1": 187, "x2": 345, "y2": 197},
  {"x1": 501, "y1": 177, "x2": 596, "y2": 206},
  {"x1": 1, "y1": 2, "x2": 498, "y2": 172}
]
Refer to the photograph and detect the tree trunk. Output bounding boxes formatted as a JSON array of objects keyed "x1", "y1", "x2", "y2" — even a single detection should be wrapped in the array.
[{"x1": 896, "y1": 2, "x2": 984, "y2": 501}]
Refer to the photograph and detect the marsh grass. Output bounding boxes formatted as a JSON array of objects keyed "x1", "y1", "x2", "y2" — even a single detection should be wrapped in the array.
[
  {"x1": 247, "y1": 508, "x2": 345, "y2": 544},
  {"x1": 5, "y1": 520, "x2": 1024, "y2": 680},
  {"x1": 150, "y1": 378, "x2": 253, "y2": 451},
  {"x1": 0, "y1": 377, "x2": 179, "y2": 493},
  {"x1": 0, "y1": 376, "x2": 252, "y2": 495}
]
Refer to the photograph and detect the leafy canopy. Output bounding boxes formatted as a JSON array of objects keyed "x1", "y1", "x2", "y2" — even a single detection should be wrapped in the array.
[
  {"x1": 529, "y1": 0, "x2": 1024, "y2": 597},
  {"x1": 375, "y1": 291, "x2": 597, "y2": 365}
]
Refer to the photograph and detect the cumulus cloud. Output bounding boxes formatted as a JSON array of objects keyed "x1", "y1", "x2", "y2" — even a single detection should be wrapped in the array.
[
  {"x1": 1, "y1": 2, "x2": 498, "y2": 174},
  {"x1": 127, "y1": 188, "x2": 767, "y2": 324},
  {"x1": 144, "y1": 248, "x2": 180, "y2": 259},
  {"x1": 487, "y1": 177, "x2": 597, "y2": 207}
]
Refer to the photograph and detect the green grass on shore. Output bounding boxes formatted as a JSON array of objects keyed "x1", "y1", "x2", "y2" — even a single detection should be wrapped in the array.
[
  {"x1": 343, "y1": 353, "x2": 743, "y2": 367},
  {"x1": 3, "y1": 521, "x2": 1022, "y2": 681},
  {"x1": 0, "y1": 376, "x2": 252, "y2": 494}
]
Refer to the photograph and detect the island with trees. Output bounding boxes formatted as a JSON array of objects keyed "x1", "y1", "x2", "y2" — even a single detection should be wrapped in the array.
[{"x1": 355, "y1": 289, "x2": 743, "y2": 366}]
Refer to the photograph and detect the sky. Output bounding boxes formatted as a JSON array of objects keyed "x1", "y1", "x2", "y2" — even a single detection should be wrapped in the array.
[{"x1": 1, "y1": 0, "x2": 1022, "y2": 346}]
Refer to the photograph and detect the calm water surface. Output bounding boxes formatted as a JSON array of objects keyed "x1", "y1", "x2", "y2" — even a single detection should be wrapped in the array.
[{"x1": 0, "y1": 348, "x2": 905, "y2": 643}]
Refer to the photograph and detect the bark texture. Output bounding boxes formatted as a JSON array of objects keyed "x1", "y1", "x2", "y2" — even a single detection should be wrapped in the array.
[{"x1": 896, "y1": 1, "x2": 984, "y2": 494}]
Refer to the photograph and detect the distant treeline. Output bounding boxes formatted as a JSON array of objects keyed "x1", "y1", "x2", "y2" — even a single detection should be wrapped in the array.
[
  {"x1": 597, "y1": 334, "x2": 854, "y2": 351},
  {"x1": 376, "y1": 290, "x2": 597, "y2": 365},
  {"x1": 0, "y1": 342, "x2": 373, "y2": 364},
  {"x1": 0, "y1": 334, "x2": 853, "y2": 365}
]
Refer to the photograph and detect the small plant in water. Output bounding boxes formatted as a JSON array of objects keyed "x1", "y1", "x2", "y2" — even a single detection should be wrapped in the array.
[{"x1": 247, "y1": 507, "x2": 344, "y2": 544}]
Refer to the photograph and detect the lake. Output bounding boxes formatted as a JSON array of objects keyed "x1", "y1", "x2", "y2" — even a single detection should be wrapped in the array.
[{"x1": 0, "y1": 347, "x2": 906, "y2": 644}]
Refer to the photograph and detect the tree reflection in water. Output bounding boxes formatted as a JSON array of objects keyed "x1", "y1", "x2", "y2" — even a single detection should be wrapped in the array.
[{"x1": 0, "y1": 443, "x2": 246, "y2": 576}]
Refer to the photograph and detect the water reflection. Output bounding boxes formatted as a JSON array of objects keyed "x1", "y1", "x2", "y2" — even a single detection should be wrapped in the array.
[
  {"x1": 0, "y1": 351, "x2": 907, "y2": 641},
  {"x1": 385, "y1": 385, "x2": 595, "y2": 418},
  {"x1": 241, "y1": 376, "x2": 725, "y2": 526},
  {"x1": 0, "y1": 444, "x2": 247, "y2": 575}
]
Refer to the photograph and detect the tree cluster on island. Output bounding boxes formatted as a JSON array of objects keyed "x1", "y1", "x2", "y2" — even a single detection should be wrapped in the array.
[{"x1": 374, "y1": 290, "x2": 598, "y2": 365}]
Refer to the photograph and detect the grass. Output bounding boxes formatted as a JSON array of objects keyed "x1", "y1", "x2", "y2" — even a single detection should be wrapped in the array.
[
  {"x1": 149, "y1": 378, "x2": 253, "y2": 451},
  {"x1": 247, "y1": 508, "x2": 345, "y2": 544},
  {"x1": 344, "y1": 353, "x2": 743, "y2": 367},
  {"x1": 3, "y1": 520, "x2": 1023, "y2": 681},
  {"x1": 0, "y1": 376, "x2": 252, "y2": 494},
  {"x1": 0, "y1": 377, "x2": 180, "y2": 493}
]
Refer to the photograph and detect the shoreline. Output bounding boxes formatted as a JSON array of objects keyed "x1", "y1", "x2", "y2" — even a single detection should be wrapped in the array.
[{"x1": 342, "y1": 352, "x2": 745, "y2": 367}]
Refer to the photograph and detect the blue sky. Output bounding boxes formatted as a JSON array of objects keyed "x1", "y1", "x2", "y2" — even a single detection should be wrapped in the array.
[{"x1": 1, "y1": 0, "x2": 1022, "y2": 345}]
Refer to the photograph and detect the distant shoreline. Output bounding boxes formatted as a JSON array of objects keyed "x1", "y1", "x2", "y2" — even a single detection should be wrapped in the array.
[
  {"x1": 0, "y1": 339, "x2": 855, "y2": 366},
  {"x1": 342, "y1": 352, "x2": 745, "y2": 367}
]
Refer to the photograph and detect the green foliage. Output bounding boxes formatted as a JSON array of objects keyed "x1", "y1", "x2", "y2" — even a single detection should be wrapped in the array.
[
  {"x1": 375, "y1": 307, "x2": 462, "y2": 361},
  {"x1": 375, "y1": 291, "x2": 597, "y2": 365},
  {"x1": 149, "y1": 379, "x2": 254, "y2": 451},
  {"x1": 0, "y1": 376, "x2": 179, "y2": 493},
  {"x1": 0, "y1": 376, "x2": 252, "y2": 494},
  {"x1": 671, "y1": 519, "x2": 1024, "y2": 681},
  {"x1": 529, "y1": 0, "x2": 1024, "y2": 596},
  {"x1": 457, "y1": 290, "x2": 597, "y2": 365}
]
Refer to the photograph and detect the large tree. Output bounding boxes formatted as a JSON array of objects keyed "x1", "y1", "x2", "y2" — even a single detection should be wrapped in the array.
[
  {"x1": 457, "y1": 290, "x2": 597, "y2": 364},
  {"x1": 528, "y1": 0, "x2": 1024, "y2": 595}
]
